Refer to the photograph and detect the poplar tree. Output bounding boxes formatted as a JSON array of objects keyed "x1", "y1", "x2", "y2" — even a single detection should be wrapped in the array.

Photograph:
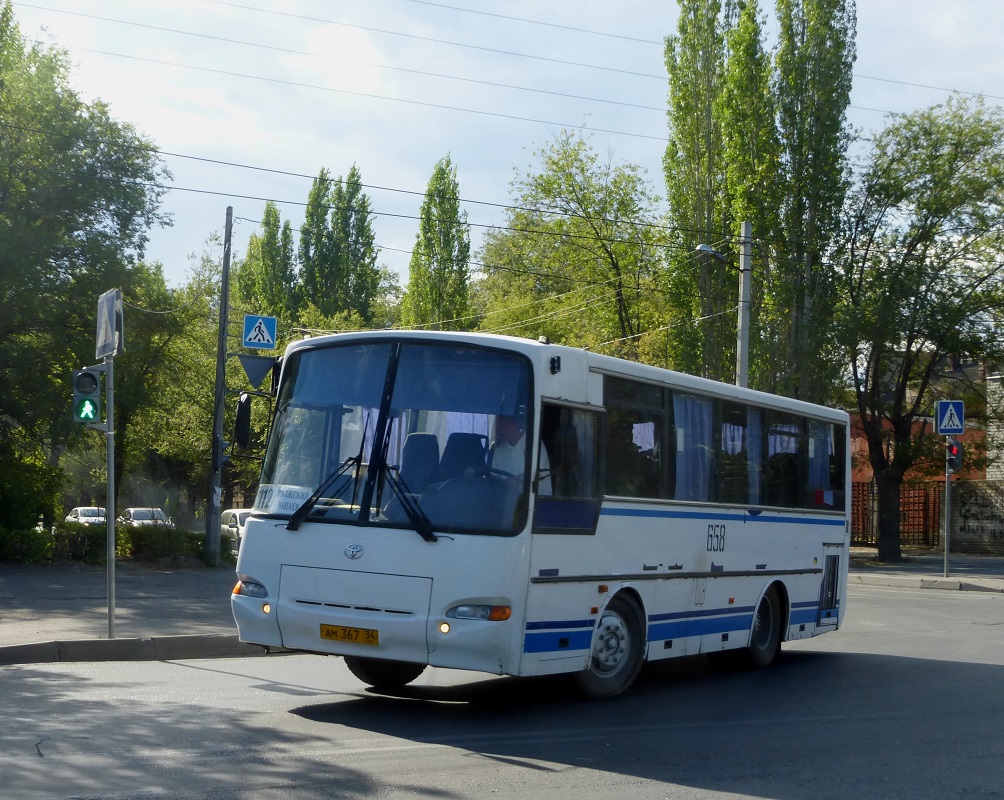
[
  {"x1": 774, "y1": 0, "x2": 856, "y2": 400},
  {"x1": 719, "y1": 0, "x2": 785, "y2": 390},
  {"x1": 298, "y1": 166, "x2": 380, "y2": 325},
  {"x1": 236, "y1": 201, "x2": 299, "y2": 322},
  {"x1": 402, "y1": 155, "x2": 471, "y2": 330},
  {"x1": 663, "y1": 0, "x2": 732, "y2": 380}
]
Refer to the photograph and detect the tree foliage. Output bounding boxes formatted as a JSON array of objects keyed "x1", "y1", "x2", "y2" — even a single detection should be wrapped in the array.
[
  {"x1": 475, "y1": 131, "x2": 665, "y2": 358},
  {"x1": 772, "y1": 0, "x2": 856, "y2": 400},
  {"x1": 663, "y1": 0, "x2": 732, "y2": 379},
  {"x1": 299, "y1": 165, "x2": 381, "y2": 325},
  {"x1": 401, "y1": 154, "x2": 471, "y2": 330},
  {"x1": 234, "y1": 201, "x2": 299, "y2": 321},
  {"x1": 0, "y1": 1, "x2": 170, "y2": 521},
  {"x1": 833, "y1": 96, "x2": 1004, "y2": 560},
  {"x1": 663, "y1": 0, "x2": 855, "y2": 394}
]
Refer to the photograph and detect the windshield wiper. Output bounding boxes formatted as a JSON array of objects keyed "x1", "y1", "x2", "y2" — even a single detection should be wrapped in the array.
[
  {"x1": 381, "y1": 466, "x2": 437, "y2": 543},
  {"x1": 285, "y1": 453, "x2": 362, "y2": 531}
]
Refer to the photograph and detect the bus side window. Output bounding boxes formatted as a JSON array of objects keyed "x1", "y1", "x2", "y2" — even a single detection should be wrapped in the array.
[
  {"x1": 718, "y1": 401, "x2": 750, "y2": 505},
  {"x1": 764, "y1": 412, "x2": 805, "y2": 508},
  {"x1": 539, "y1": 404, "x2": 600, "y2": 499}
]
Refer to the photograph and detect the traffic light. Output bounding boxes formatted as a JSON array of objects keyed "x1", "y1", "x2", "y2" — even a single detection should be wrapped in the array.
[
  {"x1": 212, "y1": 434, "x2": 230, "y2": 472},
  {"x1": 946, "y1": 437, "x2": 964, "y2": 473},
  {"x1": 71, "y1": 368, "x2": 102, "y2": 424}
]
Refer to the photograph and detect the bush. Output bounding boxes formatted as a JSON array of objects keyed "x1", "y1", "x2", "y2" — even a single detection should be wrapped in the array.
[
  {"x1": 0, "y1": 526, "x2": 53, "y2": 564},
  {"x1": 117, "y1": 526, "x2": 204, "y2": 561},
  {"x1": 0, "y1": 523, "x2": 224, "y2": 565},
  {"x1": 53, "y1": 523, "x2": 108, "y2": 564}
]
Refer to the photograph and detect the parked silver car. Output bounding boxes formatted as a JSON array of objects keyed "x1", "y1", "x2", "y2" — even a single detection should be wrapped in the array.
[
  {"x1": 221, "y1": 508, "x2": 250, "y2": 548},
  {"x1": 64, "y1": 507, "x2": 107, "y2": 526}
]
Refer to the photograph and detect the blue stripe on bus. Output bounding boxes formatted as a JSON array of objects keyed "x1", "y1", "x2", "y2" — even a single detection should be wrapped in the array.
[
  {"x1": 599, "y1": 507, "x2": 846, "y2": 526},
  {"x1": 649, "y1": 612, "x2": 754, "y2": 641},
  {"x1": 523, "y1": 629, "x2": 594, "y2": 653},
  {"x1": 649, "y1": 605, "x2": 755, "y2": 622},
  {"x1": 523, "y1": 601, "x2": 841, "y2": 655},
  {"x1": 525, "y1": 618, "x2": 595, "y2": 631}
]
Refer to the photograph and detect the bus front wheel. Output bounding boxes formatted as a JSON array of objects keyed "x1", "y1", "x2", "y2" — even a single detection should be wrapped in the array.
[
  {"x1": 573, "y1": 595, "x2": 645, "y2": 699},
  {"x1": 747, "y1": 586, "x2": 781, "y2": 668},
  {"x1": 344, "y1": 656, "x2": 426, "y2": 689}
]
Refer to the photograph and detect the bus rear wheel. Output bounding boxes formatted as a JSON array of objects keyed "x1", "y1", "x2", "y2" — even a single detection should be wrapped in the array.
[
  {"x1": 573, "y1": 595, "x2": 645, "y2": 699},
  {"x1": 343, "y1": 656, "x2": 426, "y2": 689},
  {"x1": 747, "y1": 586, "x2": 781, "y2": 668}
]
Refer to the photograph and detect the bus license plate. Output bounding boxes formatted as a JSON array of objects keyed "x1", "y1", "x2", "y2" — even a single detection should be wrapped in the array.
[{"x1": 320, "y1": 624, "x2": 379, "y2": 646}]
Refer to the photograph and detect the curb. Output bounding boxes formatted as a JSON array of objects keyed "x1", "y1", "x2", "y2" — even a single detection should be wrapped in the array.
[
  {"x1": 0, "y1": 634, "x2": 268, "y2": 666},
  {"x1": 849, "y1": 574, "x2": 1004, "y2": 593}
]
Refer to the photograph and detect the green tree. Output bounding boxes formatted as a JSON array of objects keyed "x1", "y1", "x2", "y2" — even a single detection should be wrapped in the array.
[
  {"x1": 401, "y1": 155, "x2": 471, "y2": 330},
  {"x1": 234, "y1": 201, "x2": 299, "y2": 321},
  {"x1": 833, "y1": 96, "x2": 1004, "y2": 562},
  {"x1": 476, "y1": 131, "x2": 664, "y2": 357},
  {"x1": 720, "y1": 0, "x2": 785, "y2": 389},
  {"x1": 0, "y1": 1, "x2": 169, "y2": 521},
  {"x1": 298, "y1": 166, "x2": 381, "y2": 325},
  {"x1": 773, "y1": 0, "x2": 856, "y2": 400},
  {"x1": 663, "y1": 0, "x2": 732, "y2": 379}
]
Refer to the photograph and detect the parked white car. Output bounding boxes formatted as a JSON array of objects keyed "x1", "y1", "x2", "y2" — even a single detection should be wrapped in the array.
[
  {"x1": 117, "y1": 507, "x2": 174, "y2": 528},
  {"x1": 64, "y1": 507, "x2": 107, "y2": 526},
  {"x1": 221, "y1": 508, "x2": 251, "y2": 549}
]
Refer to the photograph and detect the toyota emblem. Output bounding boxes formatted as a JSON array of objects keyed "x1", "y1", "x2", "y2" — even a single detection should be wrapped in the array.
[{"x1": 344, "y1": 543, "x2": 364, "y2": 560}]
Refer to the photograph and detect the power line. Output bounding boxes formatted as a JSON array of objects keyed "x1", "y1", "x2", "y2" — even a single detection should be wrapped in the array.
[
  {"x1": 17, "y1": 3, "x2": 665, "y2": 113},
  {"x1": 40, "y1": 45, "x2": 669, "y2": 143},
  {"x1": 199, "y1": 0, "x2": 666, "y2": 80},
  {"x1": 396, "y1": 0, "x2": 663, "y2": 45}
]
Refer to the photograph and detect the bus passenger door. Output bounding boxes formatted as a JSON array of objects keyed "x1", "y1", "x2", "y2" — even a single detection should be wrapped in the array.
[{"x1": 817, "y1": 551, "x2": 840, "y2": 628}]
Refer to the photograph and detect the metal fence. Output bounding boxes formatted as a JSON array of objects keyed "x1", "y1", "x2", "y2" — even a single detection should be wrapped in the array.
[{"x1": 851, "y1": 481, "x2": 942, "y2": 547}]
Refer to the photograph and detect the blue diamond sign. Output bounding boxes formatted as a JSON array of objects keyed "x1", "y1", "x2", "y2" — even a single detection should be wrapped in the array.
[
  {"x1": 242, "y1": 315, "x2": 277, "y2": 350},
  {"x1": 935, "y1": 400, "x2": 964, "y2": 435}
]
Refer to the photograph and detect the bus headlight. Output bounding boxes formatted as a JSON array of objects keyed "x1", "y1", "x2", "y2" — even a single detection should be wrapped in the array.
[
  {"x1": 233, "y1": 575, "x2": 269, "y2": 598},
  {"x1": 446, "y1": 604, "x2": 511, "y2": 621}
]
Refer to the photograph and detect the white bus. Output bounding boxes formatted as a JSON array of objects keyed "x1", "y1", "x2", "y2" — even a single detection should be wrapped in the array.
[{"x1": 232, "y1": 330, "x2": 849, "y2": 698}]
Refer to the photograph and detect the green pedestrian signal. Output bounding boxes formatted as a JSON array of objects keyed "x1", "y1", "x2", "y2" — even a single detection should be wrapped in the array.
[
  {"x1": 74, "y1": 398, "x2": 98, "y2": 421},
  {"x1": 72, "y1": 368, "x2": 102, "y2": 424}
]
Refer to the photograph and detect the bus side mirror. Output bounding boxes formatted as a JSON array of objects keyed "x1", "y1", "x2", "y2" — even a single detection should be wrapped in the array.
[{"x1": 234, "y1": 392, "x2": 252, "y2": 449}]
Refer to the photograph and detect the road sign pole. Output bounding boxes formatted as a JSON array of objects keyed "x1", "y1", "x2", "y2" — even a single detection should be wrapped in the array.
[
  {"x1": 944, "y1": 436, "x2": 951, "y2": 578},
  {"x1": 105, "y1": 353, "x2": 116, "y2": 638}
]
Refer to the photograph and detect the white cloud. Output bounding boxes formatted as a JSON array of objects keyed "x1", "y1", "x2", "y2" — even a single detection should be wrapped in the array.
[{"x1": 11, "y1": 0, "x2": 1002, "y2": 289}]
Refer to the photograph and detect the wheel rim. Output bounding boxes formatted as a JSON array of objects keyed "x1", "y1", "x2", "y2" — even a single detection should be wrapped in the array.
[
  {"x1": 752, "y1": 593, "x2": 775, "y2": 651},
  {"x1": 591, "y1": 609, "x2": 632, "y2": 675}
]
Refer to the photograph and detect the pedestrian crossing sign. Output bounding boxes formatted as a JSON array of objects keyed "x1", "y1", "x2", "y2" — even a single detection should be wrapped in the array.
[
  {"x1": 935, "y1": 400, "x2": 964, "y2": 435},
  {"x1": 242, "y1": 315, "x2": 277, "y2": 350}
]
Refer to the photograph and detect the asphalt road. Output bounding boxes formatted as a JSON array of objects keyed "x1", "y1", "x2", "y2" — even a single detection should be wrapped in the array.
[{"x1": 4, "y1": 584, "x2": 1003, "y2": 800}]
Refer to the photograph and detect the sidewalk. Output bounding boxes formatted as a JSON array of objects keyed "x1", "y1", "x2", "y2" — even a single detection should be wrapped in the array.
[
  {"x1": 849, "y1": 546, "x2": 1004, "y2": 593},
  {"x1": 0, "y1": 559, "x2": 256, "y2": 666},
  {"x1": 2, "y1": 548, "x2": 1003, "y2": 667}
]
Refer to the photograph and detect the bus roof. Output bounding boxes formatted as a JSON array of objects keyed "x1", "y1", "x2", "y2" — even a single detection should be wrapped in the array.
[{"x1": 280, "y1": 330, "x2": 848, "y2": 424}]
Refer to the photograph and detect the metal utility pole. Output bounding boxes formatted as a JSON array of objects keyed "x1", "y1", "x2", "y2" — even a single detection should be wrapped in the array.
[
  {"x1": 92, "y1": 288, "x2": 122, "y2": 638},
  {"x1": 104, "y1": 355, "x2": 116, "y2": 637},
  {"x1": 695, "y1": 221, "x2": 753, "y2": 388},
  {"x1": 736, "y1": 221, "x2": 752, "y2": 389},
  {"x1": 206, "y1": 206, "x2": 232, "y2": 566}
]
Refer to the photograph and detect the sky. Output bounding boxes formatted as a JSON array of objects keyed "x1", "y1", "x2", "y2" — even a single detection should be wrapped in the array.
[{"x1": 11, "y1": 0, "x2": 1004, "y2": 292}]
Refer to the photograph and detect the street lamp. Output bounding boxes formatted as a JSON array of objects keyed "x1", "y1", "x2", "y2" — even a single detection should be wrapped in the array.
[{"x1": 695, "y1": 221, "x2": 752, "y2": 388}]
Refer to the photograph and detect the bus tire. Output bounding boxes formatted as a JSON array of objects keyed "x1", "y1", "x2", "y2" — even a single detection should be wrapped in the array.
[
  {"x1": 573, "y1": 595, "x2": 645, "y2": 699},
  {"x1": 747, "y1": 586, "x2": 781, "y2": 668},
  {"x1": 344, "y1": 656, "x2": 426, "y2": 689}
]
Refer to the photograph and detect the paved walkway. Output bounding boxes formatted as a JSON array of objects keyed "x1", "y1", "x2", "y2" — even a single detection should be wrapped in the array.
[{"x1": 1, "y1": 548, "x2": 1002, "y2": 666}]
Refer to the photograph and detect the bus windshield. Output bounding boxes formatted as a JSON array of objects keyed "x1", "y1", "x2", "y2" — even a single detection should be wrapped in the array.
[{"x1": 254, "y1": 339, "x2": 533, "y2": 536}]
